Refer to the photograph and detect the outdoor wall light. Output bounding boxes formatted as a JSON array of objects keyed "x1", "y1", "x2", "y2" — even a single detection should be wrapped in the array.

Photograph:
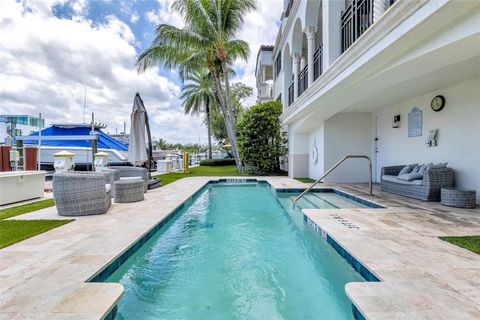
[{"x1": 392, "y1": 115, "x2": 401, "y2": 128}]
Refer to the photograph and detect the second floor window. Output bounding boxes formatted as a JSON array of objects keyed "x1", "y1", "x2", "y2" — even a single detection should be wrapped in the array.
[{"x1": 274, "y1": 50, "x2": 282, "y2": 79}]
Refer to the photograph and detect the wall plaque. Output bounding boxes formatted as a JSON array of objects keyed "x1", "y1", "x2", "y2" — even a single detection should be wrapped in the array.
[{"x1": 408, "y1": 107, "x2": 422, "y2": 137}]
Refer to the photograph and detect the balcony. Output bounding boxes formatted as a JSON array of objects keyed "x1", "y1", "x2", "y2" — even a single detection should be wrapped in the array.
[
  {"x1": 341, "y1": 0, "x2": 374, "y2": 52},
  {"x1": 313, "y1": 45, "x2": 323, "y2": 81},
  {"x1": 298, "y1": 65, "x2": 308, "y2": 97},
  {"x1": 257, "y1": 83, "x2": 273, "y2": 102},
  {"x1": 288, "y1": 82, "x2": 294, "y2": 107}
]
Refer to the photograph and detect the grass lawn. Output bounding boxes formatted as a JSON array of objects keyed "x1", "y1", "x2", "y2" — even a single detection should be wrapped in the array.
[
  {"x1": 295, "y1": 178, "x2": 315, "y2": 183},
  {"x1": 153, "y1": 165, "x2": 241, "y2": 186},
  {"x1": 0, "y1": 220, "x2": 72, "y2": 249},
  {"x1": 0, "y1": 198, "x2": 73, "y2": 249},
  {"x1": 440, "y1": 236, "x2": 480, "y2": 255},
  {"x1": 0, "y1": 198, "x2": 55, "y2": 220}
]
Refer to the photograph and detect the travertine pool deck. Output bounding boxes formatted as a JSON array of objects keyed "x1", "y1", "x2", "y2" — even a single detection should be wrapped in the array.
[{"x1": 1, "y1": 177, "x2": 480, "y2": 319}]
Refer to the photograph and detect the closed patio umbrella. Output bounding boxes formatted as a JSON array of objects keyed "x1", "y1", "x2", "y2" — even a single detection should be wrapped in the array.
[
  {"x1": 127, "y1": 93, "x2": 161, "y2": 190},
  {"x1": 128, "y1": 93, "x2": 151, "y2": 167}
]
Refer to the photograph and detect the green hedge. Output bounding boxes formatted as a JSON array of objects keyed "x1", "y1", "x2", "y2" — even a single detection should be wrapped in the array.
[{"x1": 199, "y1": 158, "x2": 236, "y2": 166}]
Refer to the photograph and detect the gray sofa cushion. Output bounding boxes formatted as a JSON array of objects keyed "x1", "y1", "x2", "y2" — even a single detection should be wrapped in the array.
[
  {"x1": 383, "y1": 175, "x2": 423, "y2": 186},
  {"x1": 427, "y1": 162, "x2": 448, "y2": 171},
  {"x1": 398, "y1": 173, "x2": 423, "y2": 181},
  {"x1": 398, "y1": 163, "x2": 418, "y2": 175}
]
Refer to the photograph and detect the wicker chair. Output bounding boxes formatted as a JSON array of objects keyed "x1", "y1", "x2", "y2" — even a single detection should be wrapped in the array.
[
  {"x1": 53, "y1": 172, "x2": 112, "y2": 216},
  {"x1": 108, "y1": 166, "x2": 148, "y2": 192},
  {"x1": 100, "y1": 168, "x2": 120, "y2": 197},
  {"x1": 381, "y1": 165, "x2": 455, "y2": 201}
]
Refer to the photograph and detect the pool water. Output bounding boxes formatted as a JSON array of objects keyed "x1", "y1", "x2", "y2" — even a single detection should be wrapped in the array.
[{"x1": 107, "y1": 182, "x2": 364, "y2": 319}]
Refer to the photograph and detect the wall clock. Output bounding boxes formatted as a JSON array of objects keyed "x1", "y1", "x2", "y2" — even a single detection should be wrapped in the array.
[{"x1": 431, "y1": 95, "x2": 445, "y2": 112}]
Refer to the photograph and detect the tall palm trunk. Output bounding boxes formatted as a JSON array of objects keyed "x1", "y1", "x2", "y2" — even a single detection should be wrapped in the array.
[
  {"x1": 205, "y1": 100, "x2": 212, "y2": 159},
  {"x1": 208, "y1": 65, "x2": 243, "y2": 172},
  {"x1": 220, "y1": 58, "x2": 242, "y2": 172}
]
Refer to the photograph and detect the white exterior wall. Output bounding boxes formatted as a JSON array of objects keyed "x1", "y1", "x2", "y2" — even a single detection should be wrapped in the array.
[
  {"x1": 374, "y1": 77, "x2": 480, "y2": 203},
  {"x1": 324, "y1": 113, "x2": 372, "y2": 183},
  {"x1": 308, "y1": 124, "x2": 325, "y2": 180}
]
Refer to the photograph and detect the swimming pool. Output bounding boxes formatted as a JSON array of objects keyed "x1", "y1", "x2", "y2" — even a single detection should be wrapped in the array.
[{"x1": 103, "y1": 181, "x2": 371, "y2": 319}]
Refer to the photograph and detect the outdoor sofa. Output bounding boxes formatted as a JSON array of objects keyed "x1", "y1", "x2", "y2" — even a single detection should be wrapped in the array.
[
  {"x1": 381, "y1": 164, "x2": 455, "y2": 201},
  {"x1": 53, "y1": 172, "x2": 111, "y2": 216}
]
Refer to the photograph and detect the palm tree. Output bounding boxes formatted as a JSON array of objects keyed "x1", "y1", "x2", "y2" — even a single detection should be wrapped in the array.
[
  {"x1": 180, "y1": 69, "x2": 215, "y2": 159},
  {"x1": 136, "y1": 0, "x2": 255, "y2": 172}
]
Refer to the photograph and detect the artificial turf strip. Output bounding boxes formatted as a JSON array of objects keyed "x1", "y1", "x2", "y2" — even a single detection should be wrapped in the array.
[
  {"x1": 295, "y1": 178, "x2": 316, "y2": 183},
  {"x1": 153, "y1": 165, "x2": 241, "y2": 186},
  {"x1": 0, "y1": 220, "x2": 73, "y2": 249},
  {"x1": 440, "y1": 236, "x2": 480, "y2": 255},
  {"x1": 0, "y1": 198, "x2": 55, "y2": 220}
]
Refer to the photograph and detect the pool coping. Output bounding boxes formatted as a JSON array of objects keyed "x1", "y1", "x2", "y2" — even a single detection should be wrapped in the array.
[{"x1": 89, "y1": 178, "x2": 381, "y2": 320}]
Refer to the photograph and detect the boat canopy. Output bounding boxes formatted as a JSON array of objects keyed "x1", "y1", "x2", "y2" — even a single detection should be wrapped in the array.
[{"x1": 25, "y1": 125, "x2": 128, "y2": 151}]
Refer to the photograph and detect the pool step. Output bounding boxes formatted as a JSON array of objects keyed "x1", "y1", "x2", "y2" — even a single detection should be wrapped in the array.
[{"x1": 312, "y1": 193, "x2": 369, "y2": 209}]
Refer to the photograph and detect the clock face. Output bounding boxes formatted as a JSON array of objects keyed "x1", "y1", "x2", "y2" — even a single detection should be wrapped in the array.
[{"x1": 431, "y1": 95, "x2": 445, "y2": 112}]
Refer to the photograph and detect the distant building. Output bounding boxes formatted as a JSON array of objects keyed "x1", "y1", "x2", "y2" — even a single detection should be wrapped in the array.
[
  {"x1": 0, "y1": 115, "x2": 45, "y2": 145},
  {"x1": 255, "y1": 45, "x2": 274, "y2": 103}
]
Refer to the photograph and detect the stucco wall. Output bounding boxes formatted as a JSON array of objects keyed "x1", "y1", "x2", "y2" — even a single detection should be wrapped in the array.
[
  {"x1": 373, "y1": 76, "x2": 480, "y2": 203},
  {"x1": 323, "y1": 113, "x2": 372, "y2": 183}
]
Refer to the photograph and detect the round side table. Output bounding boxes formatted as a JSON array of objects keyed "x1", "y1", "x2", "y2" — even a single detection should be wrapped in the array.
[
  {"x1": 441, "y1": 188, "x2": 476, "y2": 209},
  {"x1": 113, "y1": 179, "x2": 144, "y2": 203}
]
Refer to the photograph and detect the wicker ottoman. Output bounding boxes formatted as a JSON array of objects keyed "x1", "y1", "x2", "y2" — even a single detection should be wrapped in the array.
[
  {"x1": 441, "y1": 187, "x2": 476, "y2": 209},
  {"x1": 113, "y1": 179, "x2": 144, "y2": 203}
]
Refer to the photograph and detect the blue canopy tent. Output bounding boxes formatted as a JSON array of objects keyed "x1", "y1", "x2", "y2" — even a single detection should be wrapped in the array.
[{"x1": 25, "y1": 125, "x2": 128, "y2": 151}]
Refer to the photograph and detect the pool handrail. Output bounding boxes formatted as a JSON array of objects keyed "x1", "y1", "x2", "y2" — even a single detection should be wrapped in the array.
[{"x1": 293, "y1": 155, "x2": 373, "y2": 204}]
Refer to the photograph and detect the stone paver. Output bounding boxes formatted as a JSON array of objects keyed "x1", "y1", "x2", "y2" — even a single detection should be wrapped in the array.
[{"x1": 1, "y1": 177, "x2": 479, "y2": 319}]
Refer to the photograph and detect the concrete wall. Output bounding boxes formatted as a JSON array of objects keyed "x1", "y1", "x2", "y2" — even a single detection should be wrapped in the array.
[
  {"x1": 373, "y1": 77, "x2": 480, "y2": 203},
  {"x1": 305, "y1": 113, "x2": 372, "y2": 182},
  {"x1": 323, "y1": 113, "x2": 372, "y2": 183},
  {"x1": 308, "y1": 124, "x2": 325, "y2": 180}
]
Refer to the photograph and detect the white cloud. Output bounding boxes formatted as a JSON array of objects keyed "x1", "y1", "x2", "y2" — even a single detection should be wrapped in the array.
[
  {"x1": 0, "y1": 0, "x2": 206, "y2": 144},
  {"x1": 145, "y1": 0, "x2": 183, "y2": 28},
  {"x1": 130, "y1": 11, "x2": 139, "y2": 24}
]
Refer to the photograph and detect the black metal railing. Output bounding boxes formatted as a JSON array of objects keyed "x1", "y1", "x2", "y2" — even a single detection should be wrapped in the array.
[
  {"x1": 285, "y1": 0, "x2": 294, "y2": 18},
  {"x1": 288, "y1": 82, "x2": 294, "y2": 107},
  {"x1": 341, "y1": 0, "x2": 374, "y2": 53},
  {"x1": 313, "y1": 45, "x2": 323, "y2": 81},
  {"x1": 298, "y1": 65, "x2": 308, "y2": 97}
]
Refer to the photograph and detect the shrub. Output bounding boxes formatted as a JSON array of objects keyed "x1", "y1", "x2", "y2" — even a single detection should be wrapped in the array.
[
  {"x1": 200, "y1": 158, "x2": 236, "y2": 166},
  {"x1": 237, "y1": 100, "x2": 288, "y2": 175}
]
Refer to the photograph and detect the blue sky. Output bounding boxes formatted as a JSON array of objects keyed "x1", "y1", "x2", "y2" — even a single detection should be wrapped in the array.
[{"x1": 0, "y1": 0, "x2": 282, "y2": 144}]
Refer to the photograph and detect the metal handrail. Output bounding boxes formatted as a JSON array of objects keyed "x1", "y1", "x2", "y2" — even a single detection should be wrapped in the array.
[{"x1": 293, "y1": 155, "x2": 372, "y2": 203}]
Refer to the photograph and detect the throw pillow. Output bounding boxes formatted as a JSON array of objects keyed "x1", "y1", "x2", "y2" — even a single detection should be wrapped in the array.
[
  {"x1": 398, "y1": 163, "x2": 418, "y2": 176},
  {"x1": 426, "y1": 162, "x2": 448, "y2": 170},
  {"x1": 417, "y1": 164, "x2": 430, "y2": 175}
]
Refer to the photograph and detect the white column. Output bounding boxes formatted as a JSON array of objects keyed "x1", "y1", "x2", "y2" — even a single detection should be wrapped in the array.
[
  {"x1": 322, "y1": 0, "x2": 344, "y2": 72},
  {"x1": 373, "y1": 0, "x2": 388, "y2": 23},
  {"x1": 300, "y1": 57, "x2": 306, "y2": 70},
  {"x1": 305, "y1": 26, "x2": 316, "y2": 86},
  {"x1": 292, "y1": 53, "x2": 300, "y2": 99}
]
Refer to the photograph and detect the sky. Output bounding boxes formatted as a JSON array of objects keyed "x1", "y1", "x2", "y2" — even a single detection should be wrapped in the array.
[{"x1": 0, "y1": 0, "x2": 282, "y2": 144}]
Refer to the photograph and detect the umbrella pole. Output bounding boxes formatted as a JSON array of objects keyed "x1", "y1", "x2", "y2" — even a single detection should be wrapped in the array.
[{"x1": 144, "y1": 106, "x2": 153, "y2": 175}]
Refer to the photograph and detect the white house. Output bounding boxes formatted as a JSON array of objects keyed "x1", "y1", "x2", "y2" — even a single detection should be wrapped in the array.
[{"x1": 256, "y1": 0, "x2": 480, "y2": 203}]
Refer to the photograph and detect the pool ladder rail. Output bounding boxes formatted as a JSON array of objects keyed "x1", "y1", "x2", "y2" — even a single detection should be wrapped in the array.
[{"x1": 293, "y1": 155, "x2": 373, "y2": 204}]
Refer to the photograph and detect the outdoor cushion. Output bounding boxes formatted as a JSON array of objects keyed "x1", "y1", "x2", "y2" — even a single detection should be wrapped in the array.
[
  {"x1": 427, "y1": 162, "x2": 448, "y2": 171},
  {"x1": 398, "y1": 173, "x2": 423, "y2": 181},
  {"x1": 382, "y1": 175, "x2": 423, "y2": 186},
  {"x1": 418, "y1": 164, "x2": 430, "y2": 175},
  {"x1": 398, "y1": 163, "x2": 418, "y2": 176},
  {"x1": 105, "y1": 184, "x2": 111, "y2": 193}
]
